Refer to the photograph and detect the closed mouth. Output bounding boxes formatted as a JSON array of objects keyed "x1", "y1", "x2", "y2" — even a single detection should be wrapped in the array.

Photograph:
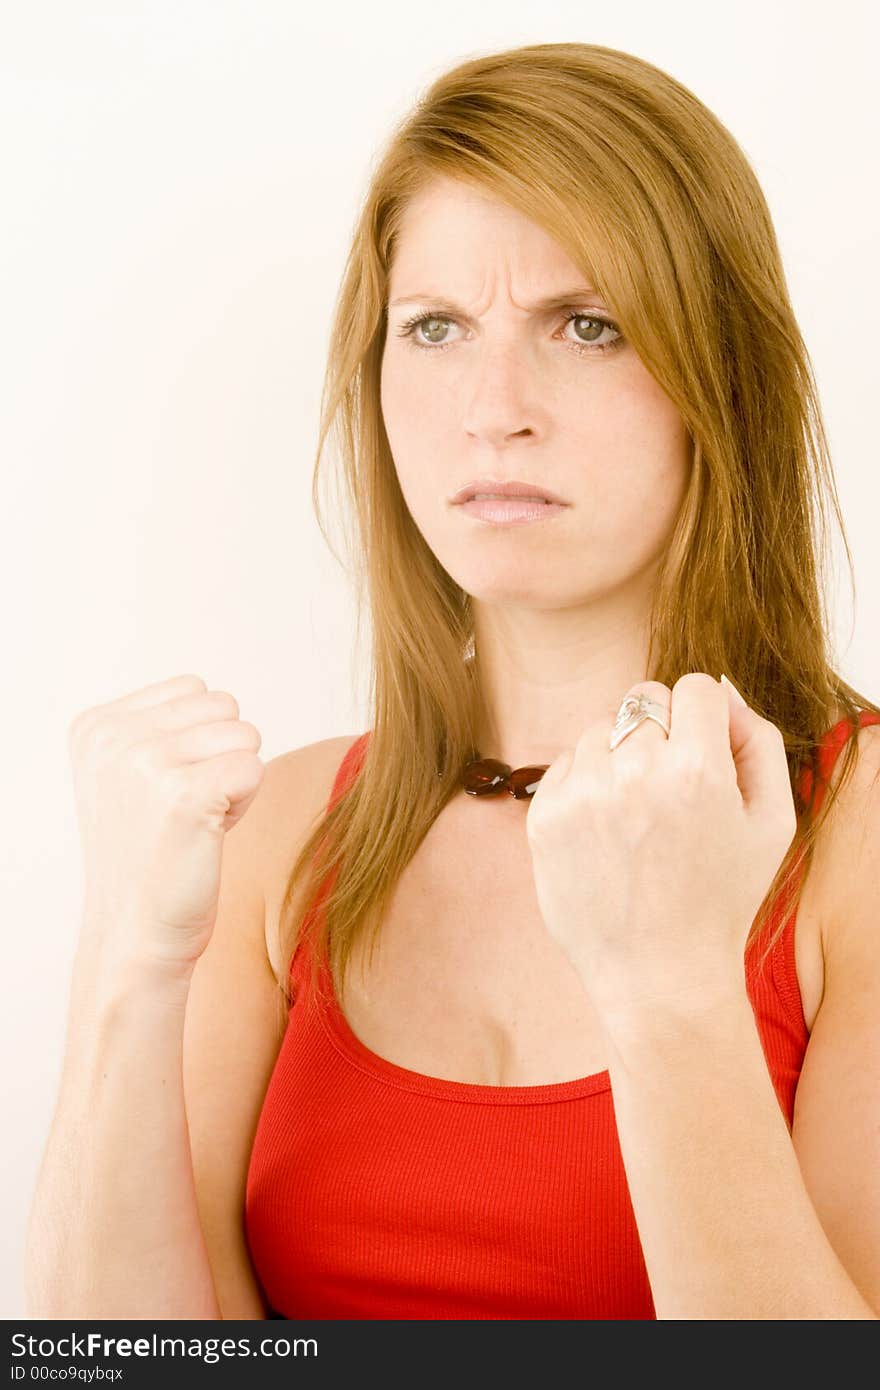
[{"x1": 451, "y1": 481, "x2": 567, "y2": 505}]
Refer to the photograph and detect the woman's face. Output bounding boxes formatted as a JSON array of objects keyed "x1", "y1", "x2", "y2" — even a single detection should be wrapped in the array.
[{"x1": 380, "y1": 176, "x2": 692, "y2": 609}]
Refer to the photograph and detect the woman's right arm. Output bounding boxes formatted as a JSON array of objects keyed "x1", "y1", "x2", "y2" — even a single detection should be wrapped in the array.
[
  {"x1": 24, "y1": 673, "x2": 268, "y2": 1320},
  {"x1": 24, "y1": 928, "x2": 223, "y2": 1320}
]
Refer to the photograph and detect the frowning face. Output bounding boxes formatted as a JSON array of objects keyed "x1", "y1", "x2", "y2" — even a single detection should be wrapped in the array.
[{"x1": 381, "y1": 175, "x2": 692, "y2": 609}]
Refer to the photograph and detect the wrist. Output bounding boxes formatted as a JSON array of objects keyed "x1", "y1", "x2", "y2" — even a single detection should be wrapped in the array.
[
  {"x1": 595, "y1": 985, "x2": 755, "y2": 1071},
  {"x1": 74, "y1": 920, "x2": 198, "y2": 1004}
]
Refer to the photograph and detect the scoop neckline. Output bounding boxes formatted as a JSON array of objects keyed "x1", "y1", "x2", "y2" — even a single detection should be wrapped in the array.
[
  {"x1": 310, "y1": 710, "x2": 879, "y2": 1107},
  {"x1": 315, "y1": 948, "x2": 613, "y2": 1105}
]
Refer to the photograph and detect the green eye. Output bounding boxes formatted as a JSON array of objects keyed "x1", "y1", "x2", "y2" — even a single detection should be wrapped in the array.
[{"x1": 395, "y1": 309, "x2": 624, "y2": 357}]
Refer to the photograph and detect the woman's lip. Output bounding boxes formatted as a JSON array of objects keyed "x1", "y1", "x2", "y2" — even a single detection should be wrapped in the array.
[
  {"x1": 450, "y1": 482, "x2": 567, "y2": 505},
  {"x1": 456, "y1": 498, "x2": 569, "y2": 523}
]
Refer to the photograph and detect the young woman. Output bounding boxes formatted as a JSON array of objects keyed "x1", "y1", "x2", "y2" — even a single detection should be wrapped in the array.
[{"x1": 26, "y1": 42, "x2": 880, "y2": 1320}]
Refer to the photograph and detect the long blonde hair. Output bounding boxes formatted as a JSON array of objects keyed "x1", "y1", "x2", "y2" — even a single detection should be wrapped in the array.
[{"x1": 277, "y1": 41, "x2": 879, "y2": 1019}]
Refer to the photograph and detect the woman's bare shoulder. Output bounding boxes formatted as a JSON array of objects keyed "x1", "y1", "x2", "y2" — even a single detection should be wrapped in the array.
[
  {"x1": 257, "y1": 734, "x2": 364, "y2": 983},
  {"x1": 264, "y1": 733, "x2": 364, "y2": 789}
]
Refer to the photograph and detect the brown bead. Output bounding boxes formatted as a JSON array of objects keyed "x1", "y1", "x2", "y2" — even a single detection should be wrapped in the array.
[
  {"x1": 507, "y1": 765, "x2": 550, "y2": 799},
  {"x1": 462, "y1": 757, "x2": 511, "y2": 796}
]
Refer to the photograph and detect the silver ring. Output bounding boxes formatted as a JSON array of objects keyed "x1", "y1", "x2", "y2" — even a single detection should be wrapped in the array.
[{"x1": 609, "y1": 693, "x2": 671, "y2": 752}]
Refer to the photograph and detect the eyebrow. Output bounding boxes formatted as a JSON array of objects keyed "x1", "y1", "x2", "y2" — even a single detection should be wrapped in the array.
[{"x1": 388, "y1": 286, "x2": 605, "y2": 313}]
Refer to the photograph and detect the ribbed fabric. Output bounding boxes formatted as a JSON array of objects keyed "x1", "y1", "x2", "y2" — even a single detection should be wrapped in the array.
[{"x1": 244, "y1": 710, "x2": 880, "y2": 1319}]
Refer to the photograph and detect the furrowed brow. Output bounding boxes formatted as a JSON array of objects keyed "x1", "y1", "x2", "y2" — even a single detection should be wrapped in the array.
[{"x1": 388, "y1": 286, "x2": 605, "y2": 313}]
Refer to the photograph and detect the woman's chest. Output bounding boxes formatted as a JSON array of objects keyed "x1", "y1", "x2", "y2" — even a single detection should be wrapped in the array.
[{"x1": 325, "y1": 797, "x2": 826, "y2": 1088}]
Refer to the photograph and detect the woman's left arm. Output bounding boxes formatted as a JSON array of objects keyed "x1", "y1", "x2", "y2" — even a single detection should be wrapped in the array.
[
  {"x1": 601, "y1": 724, "x2": 880, "y2": 1320},
  {"x1": 527, "y1": 680, "x2": 880, "y2": 1320}
]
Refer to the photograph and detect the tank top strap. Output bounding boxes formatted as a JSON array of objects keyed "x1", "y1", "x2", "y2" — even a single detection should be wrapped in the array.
[
  {"x1": 796, "y1": 709, "x2": 880, "y2": 818},
  {"x1": 748, "y1": 708, "x2": 880, "y2": 989},
  {"x1": 289, "y1": 733, "x2": 371, "y2": 999},
  {"x1": 332, "y1": 731, "x2": 370, "y2": 800}
]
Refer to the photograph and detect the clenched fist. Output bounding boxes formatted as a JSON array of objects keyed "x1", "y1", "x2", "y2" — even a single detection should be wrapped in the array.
[{"x1": 69, "y1": 672, "x2": 265, "y2": 970}]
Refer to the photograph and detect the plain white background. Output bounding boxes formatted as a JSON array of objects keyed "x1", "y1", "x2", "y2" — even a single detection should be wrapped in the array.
[{"x1": 2, "y1": 0, "x2": 877, "y2": 1318}]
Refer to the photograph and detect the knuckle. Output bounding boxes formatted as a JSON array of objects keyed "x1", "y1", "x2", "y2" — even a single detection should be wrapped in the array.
[
  {"x1": 209, "y1": 690, "x2": 240, "y2": 719},
  {"x1": 628, "y1": 679, "x2": 670, "y2": 702},
  {"x1": 672, "y1": 671, "x2": 717, "y2": 696}
]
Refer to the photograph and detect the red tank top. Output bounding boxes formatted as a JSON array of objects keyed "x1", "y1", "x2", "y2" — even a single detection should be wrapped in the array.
[{"x1": 245, "y1": 710, "x2": 880, "y2": 1319}]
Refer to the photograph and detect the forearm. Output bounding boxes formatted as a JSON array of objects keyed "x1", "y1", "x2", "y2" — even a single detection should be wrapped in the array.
[
  {"x1": 601, "y1": 991, "x2": 877, "y2": 1320},
  {"x1": 25, "y1": 927, "x2": 221, "y2": 1320}
]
